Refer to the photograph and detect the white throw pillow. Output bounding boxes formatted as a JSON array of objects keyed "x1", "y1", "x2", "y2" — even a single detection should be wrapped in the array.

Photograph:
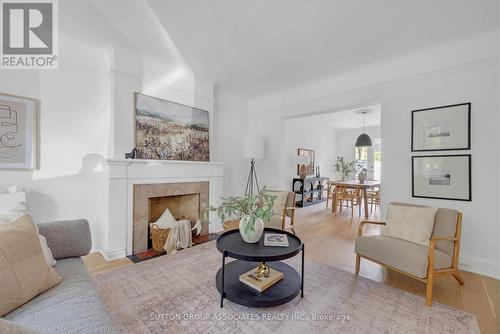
[
  {"x1": 0, "y1": 192, "x2": 26, "y2": 215},
  {"x1": 39, "y1": 235, "x2": 57, "y2": 267},
  {"x1": 0, "y1": 202, "x2": 29, "y2": 223},
  {"x1": 0, "y1": 202, "x2": 57, "y2": 267},
  {"x1": 382, "y1": 204, "x2": 438, "y2": 246},
  {"x1": 153, "y1": 208, "x2": 177, "y2": 230}
]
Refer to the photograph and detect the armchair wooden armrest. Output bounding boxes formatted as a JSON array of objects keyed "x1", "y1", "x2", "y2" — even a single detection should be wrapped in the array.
[
  {"x1": 357, "y1": 220, "x2": 386, "y2": 236},
  {"x1": 430, "y1": 236, "x2": 459, "y2": 242}
]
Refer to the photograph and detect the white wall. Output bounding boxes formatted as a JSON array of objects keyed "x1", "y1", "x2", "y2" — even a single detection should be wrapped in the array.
[
  {"x1": 0, "y1": 46, "x2": 111, "y2": 249},
  {"x1": 0, "y1": 2, "x2": 215, "y2": 252},
  {"x1": 246, "y1": 44, "x2": 500, "y2": 278},
  {"x1": 213, "y1": 88, "x2": 248, "y2": 197},
  {"x1": 283, "y1": 119, "x2": 335, "y2": 186}
]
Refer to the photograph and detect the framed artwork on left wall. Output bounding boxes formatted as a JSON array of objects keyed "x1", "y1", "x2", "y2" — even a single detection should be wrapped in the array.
[{"x1": 0, "y1": 93, "x2": 37, "y2": 169}]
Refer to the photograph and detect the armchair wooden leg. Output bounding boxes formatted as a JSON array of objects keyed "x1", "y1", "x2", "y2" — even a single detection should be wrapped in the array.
[
  {"x1": 425, "y1": 275, "x2": 434, "y2": 307},
  {"x1": 452, "y1": 271, "x2": 465, "y2": 285},
  {"x1": 355, "y1": 254, "x2": 360, "y2": 274}
]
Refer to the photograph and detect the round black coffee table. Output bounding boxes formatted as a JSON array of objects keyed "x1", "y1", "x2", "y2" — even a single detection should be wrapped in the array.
[{"x1": 215, "y1": 228, "x2": 304, "y2": 308}]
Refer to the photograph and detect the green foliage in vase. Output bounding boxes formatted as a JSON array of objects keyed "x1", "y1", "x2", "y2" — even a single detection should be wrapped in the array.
[
  {"x1": 334, "y1": 156, "x2": 356, "y2": 181},
  {"x1": 208, "y1": 188, "x2": 276, "y2": 235}
]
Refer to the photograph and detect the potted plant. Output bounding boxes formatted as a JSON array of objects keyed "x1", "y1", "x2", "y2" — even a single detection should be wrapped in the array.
[
  {"x1": 209, "y1": 189, "x2": 276, "y2": 243},
  {"x1": 334, "y1": 156, "x2": 355, "y2": 181}
]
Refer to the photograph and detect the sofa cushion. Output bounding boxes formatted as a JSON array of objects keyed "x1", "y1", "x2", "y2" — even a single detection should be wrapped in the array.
[
  {"x1": 0, "y1": 215, "x2": 61, "y2": 317},
  {"x1": 383, "y1": 204, "x2": 437, "y2": 246},
  {"x1": 355, "y1": 235, "x2": 452, "y2": 278},
  {"x1": 5, "y1": 258, "x2": 117, "y2": 334}
]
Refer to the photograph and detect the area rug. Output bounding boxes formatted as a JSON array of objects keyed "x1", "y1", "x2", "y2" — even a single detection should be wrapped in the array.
[{"x1": 93, "y1": 241, "x2": 479, "y2": 334}]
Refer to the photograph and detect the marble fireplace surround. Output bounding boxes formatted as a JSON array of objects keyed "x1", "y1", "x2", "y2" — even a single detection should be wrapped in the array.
[
  {"x1": 103, "y1": 159, "x2": 224, "y2": 261},
  {"x1": 133, "y1": 182, "x2": 209, "y2": 253}
]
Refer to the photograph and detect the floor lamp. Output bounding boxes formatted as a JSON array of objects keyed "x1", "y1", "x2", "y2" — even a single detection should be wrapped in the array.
[{"x1": 243, "y1": 135, "x2": 265, "y2": 196}]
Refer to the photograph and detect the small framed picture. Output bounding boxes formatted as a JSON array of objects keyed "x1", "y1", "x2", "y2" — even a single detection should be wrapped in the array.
[
  {"x1": 297, "y1": 148, "x2": 315, "y2": 175},
  {"x1": 411, "y1": 103, "x2": 470, "y2": 151},
  {"x1": 412, "y1": 155, "x2": 471, "y2": 201},
  {"x1": 0, "y1": 93, "x2": 38, "y2": 169}
]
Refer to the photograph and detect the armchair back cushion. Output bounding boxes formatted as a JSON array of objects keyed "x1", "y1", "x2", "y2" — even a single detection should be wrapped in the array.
[
  {"x1": 285, "y1": 191, "x2": 295, "y2": 218},
  {"x1": 266, "y1": 190, "x2": 290, "y2": 218},
  {"x1": 390, "y1": 202, "x2": 458, "y2": 257},
  {"x1": 383, "y1": 204, "x2": 437, "y2": 246}
]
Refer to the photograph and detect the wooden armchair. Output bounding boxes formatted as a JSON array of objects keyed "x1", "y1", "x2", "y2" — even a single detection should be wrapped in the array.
[
  {"x1": 265, "y1": 190, "x2": 296, "y2": 232},
  {"x1": 354, "y1": 202, "x2": 464, "y2": 306}
]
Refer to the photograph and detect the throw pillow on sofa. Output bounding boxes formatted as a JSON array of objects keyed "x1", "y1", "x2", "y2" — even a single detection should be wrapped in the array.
[
  {"x1": 0, "y1": 202, "x2": 56, "y2": 266},
  {"x1": 0, "y1": 214, "x2": 62, "y2": 317}
]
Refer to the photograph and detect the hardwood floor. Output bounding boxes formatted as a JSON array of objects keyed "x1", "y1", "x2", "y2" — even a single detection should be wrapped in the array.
[{"x1": 83, "y1": 204, "x2": 499, "y2": 333}]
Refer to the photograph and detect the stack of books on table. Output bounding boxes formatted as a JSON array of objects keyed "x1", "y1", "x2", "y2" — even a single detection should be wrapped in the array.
[
  {"x1": 263, "y1": 233, "x2": 289, "y2": 247},
  {"x1": 239, "y1": 267, "x2": 284, "y2": 292}
]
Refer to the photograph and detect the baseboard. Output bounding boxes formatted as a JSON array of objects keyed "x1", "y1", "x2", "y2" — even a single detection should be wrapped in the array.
[
  {"x1": 101, "y1": 248, "x2": 127, "y2": 261},
  {"x1": 459, "y1": 255, "x2": 500, "y2": 280}
]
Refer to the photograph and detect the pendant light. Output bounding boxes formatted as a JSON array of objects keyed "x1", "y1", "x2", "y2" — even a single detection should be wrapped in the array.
[{"x1": 355, "y1": 110, "x2": 372, "y2": 147}]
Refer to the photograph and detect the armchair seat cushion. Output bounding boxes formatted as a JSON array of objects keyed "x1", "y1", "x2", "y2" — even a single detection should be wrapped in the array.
[{"x1": 355, "y1": 235, "x2": 452, "y2": 278}]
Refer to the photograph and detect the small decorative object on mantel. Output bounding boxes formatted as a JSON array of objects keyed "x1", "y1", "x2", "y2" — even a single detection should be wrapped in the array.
[
  {"x1": 315, "y1": 166, "x2": 321, "y2": 177},
  {"x1": 125, "y1": 148, "x2": 137, "y2": 159},
  {"x1": 412, "y1": 154, "x2": 471, "y2": 201},
  {"x1": 0, "y1": 93, "x2": 37, "y2": 169},
  {"x1": 412, "y1": 103, "x2": 471, "y2": 151},
  {"x1": 209, "y1": 189, "x2": 276, "y2": 243}
]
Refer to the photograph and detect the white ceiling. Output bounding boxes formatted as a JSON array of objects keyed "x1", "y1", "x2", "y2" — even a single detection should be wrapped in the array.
[
  {"x1": 289, "y1": 105, "x2": 381, "y2": 131},
  {"x1": 147, "y1": 0, "x2": 499, "y2": 97}
]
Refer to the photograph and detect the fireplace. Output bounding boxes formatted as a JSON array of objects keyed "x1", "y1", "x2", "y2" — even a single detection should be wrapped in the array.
[
  {"x1": 133, "y1": 182, "x2": 209, "y2": 254},
  {"x1": 103, "y1": 159, "x2": 224, "y2": 261}
]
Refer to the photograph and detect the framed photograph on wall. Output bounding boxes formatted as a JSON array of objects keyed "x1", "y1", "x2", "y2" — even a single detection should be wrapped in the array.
[
  {"x1": 412, "y1": 155, "x2": 471, "y2": 201},
  {"x1": 134, "y1": 93, "x2": 210, "y2": 161},
  {"x1": 0, "y1": 93, "x2": 37, "y2": 169},
  {"x1": 411, "y1": 103, "x2": 470, "y2": 151},
  {"x1": 297, "y1": 148, "x2": 315, "y2": 176}
]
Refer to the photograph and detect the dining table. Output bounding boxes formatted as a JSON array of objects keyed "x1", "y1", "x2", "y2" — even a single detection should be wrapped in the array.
[{"x1": 328, "y1": 180, "x2": 381, "y2": 218}]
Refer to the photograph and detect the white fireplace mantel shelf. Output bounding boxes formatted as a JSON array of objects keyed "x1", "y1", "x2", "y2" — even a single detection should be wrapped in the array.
[
  {"x1": 107, "y1": 158, "x2": 226, "y2": 166},
  {"x1": 102, "y1": 158, "x2": 225, "y2": 261},
  {"x1": 106, "y1": 159, "x2": 225, "y2": 180}
]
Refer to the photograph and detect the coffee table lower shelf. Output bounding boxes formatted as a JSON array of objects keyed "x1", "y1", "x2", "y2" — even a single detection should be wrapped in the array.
[{"x1": 215, "y1": 260, "x2": 301, "y2": 307}]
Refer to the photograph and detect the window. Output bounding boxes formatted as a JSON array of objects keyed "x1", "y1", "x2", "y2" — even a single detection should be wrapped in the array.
[
  {"x1": 373, "y1": 137, "x2": 381, "y2": 181},
  {"x1": 354, "y1": 137, "x2": 381, "y2": 181},
  {"x1": 355, "y1": 147, "x2": 368, "y2": 171}
]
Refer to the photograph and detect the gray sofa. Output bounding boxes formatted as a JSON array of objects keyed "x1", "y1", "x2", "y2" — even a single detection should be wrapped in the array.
[{"x1": 3, "y1": 219, "x2": 118, "y2": 334}]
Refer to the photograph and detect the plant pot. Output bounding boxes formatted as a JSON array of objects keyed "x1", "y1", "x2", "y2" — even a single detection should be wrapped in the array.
[
  {"x1": 239, "y1": 216, "x2": 264, "y2": 243},
  {"x1": 358, "y1": 171, "x2": 367, "y2": 184}
]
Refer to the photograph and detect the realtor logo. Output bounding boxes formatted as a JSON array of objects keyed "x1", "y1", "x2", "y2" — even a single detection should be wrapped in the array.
[{"x1": 1, "y1": 0, "x2": 58, "y2": 69}]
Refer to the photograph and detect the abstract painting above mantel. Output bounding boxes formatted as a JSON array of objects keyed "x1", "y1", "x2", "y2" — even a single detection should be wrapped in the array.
[
  {"x1": 134, "y1": 93, "x2": 210, "y2": 161},
  {"x1": 0, "y1": 93, "x2": 37, "y2": 169}
]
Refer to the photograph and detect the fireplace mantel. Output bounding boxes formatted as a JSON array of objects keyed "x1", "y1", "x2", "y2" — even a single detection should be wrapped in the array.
[{"x1": 102, "y1": 159, "x2": 225, "y2": 261}]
